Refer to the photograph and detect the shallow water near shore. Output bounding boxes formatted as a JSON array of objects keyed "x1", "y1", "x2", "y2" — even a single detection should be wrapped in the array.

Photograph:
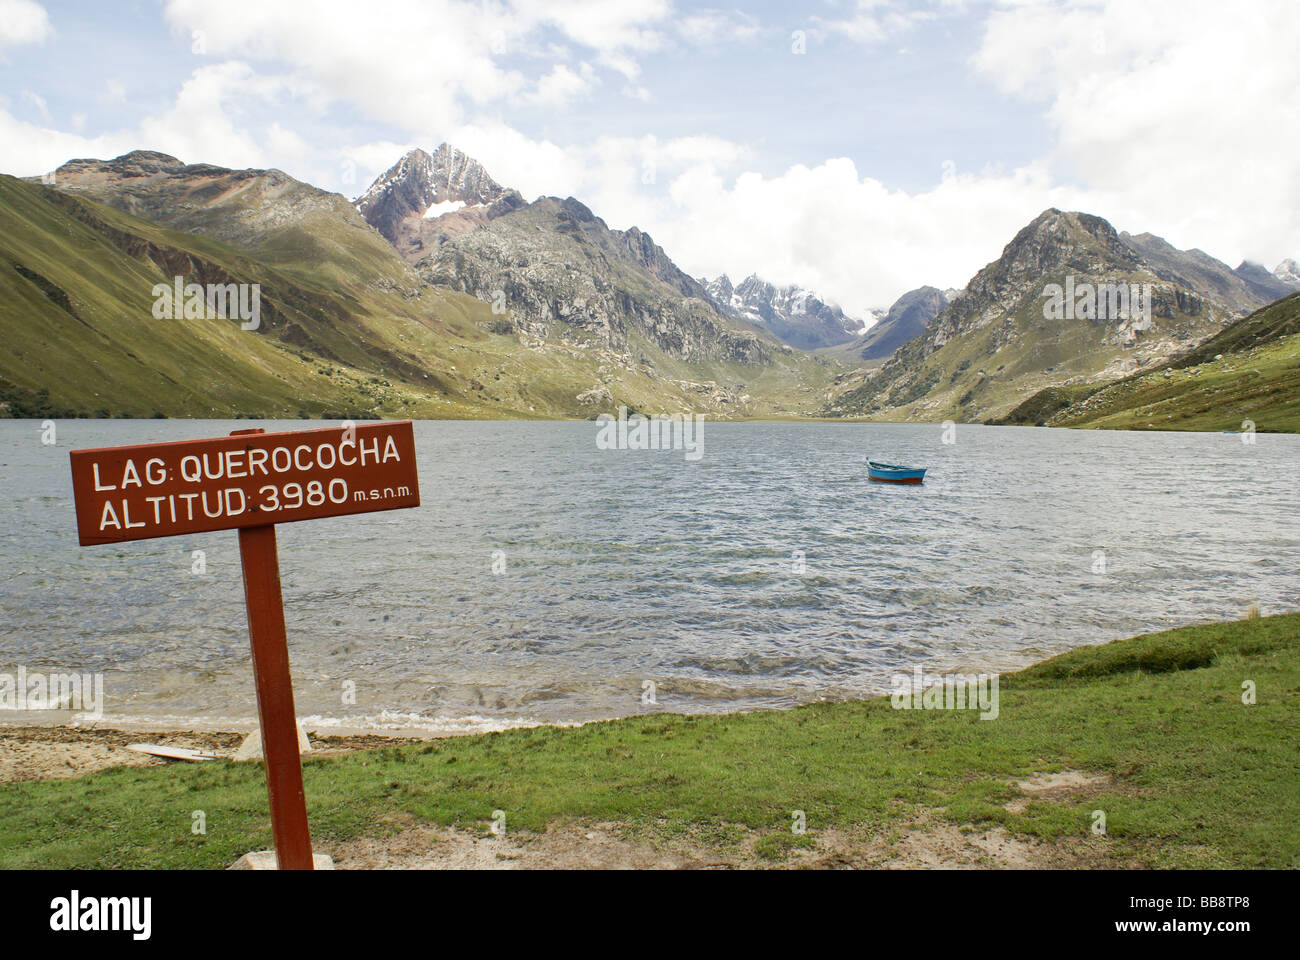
[{"x1": 1, "y1": 419, "x2": 1297, "y2": 733}]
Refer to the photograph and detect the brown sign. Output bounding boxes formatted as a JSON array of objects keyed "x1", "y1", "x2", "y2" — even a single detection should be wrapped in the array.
[
  {"x1": 69, "y1": 421, "x2": 420, "y2": 545},
  {"x1": 69, "y1": 420, "x2": 423, "y2": 869}
]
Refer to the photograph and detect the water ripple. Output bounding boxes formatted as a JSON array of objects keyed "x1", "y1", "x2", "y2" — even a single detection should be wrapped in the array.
[{"x1": 1, "y1": 419, "x2": 1297, "y2": 730}]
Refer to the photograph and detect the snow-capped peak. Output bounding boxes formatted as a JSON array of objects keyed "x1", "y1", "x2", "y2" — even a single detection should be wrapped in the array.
[
  {"x1": 1274, "y1": 258, "x2": 1300, "y2": 286},
  {"x1": 354, "y1": 143, "x2": 506, "y2": 214}
]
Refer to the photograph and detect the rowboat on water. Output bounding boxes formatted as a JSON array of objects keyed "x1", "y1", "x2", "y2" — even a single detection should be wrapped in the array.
[{"x1": 867, "y1": 459, "x2": 927, "y2": 484}]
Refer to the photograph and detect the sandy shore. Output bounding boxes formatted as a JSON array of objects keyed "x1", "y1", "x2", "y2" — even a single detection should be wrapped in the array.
[{"x1": 0, "y1": 724, "x2": 420, "y2": 784}]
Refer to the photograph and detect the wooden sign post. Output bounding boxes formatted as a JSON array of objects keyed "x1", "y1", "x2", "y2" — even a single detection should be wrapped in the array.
[{"x1": 69, "y1": 421, "x2": 421, "y2": 870}]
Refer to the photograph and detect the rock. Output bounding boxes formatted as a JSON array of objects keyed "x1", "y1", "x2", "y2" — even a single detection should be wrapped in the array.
[
  {"x1": 234, "y1": 721, "x2": 312, "y2": 761},
  {"x1": 229, "y1": 851, "x2": 335, "y2": 870}
]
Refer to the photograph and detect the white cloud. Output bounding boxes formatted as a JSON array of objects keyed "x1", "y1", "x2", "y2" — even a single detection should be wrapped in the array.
[
  {"x1": 5, "y1": 0, "x2": 1297, "y2": 320},
  {"x1": 133, "y1": 62, "x2": 321, "y2": 173},
  {"x1": 529, "y1": 62, "x2": 598, "y2": 108},
  {"x1": 675, "y1": 8, "x2": 761, "y2": 47},
  {"x1": 812, "y1": 0, "x2": 940, "y2": 46},
  {"x1": 0, "y1": 0, "x2": 52, "y2": 50},
  {"x1": 391, "y1": 121, "x2": 1062, "y2": 314},
  {"x1": 162, "y1": 0, "x2": 673, "y2": 131},
  {"x1": 655, "y1": 157, "x2": 1069, "y2": 315},
  {"x1": 0, "y1": 61, "x2": 339, "y2": 188},
  {"x1": 0, "y1": 109, "x2": 124, "y2": 178},
  {"x1": 972, "y1": 0, "x2": 1300, "y2": 266},
  {"x1": 20, "y1": 88, "x2": 49, "y2": 122}
]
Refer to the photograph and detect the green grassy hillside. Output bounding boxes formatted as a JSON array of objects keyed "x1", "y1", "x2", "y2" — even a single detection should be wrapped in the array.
[
  {"x1": 996, "y1": 293, "x2": 1300, "y2": 431},
  {"x1": 826, "y1": 211, "x2": 1235, "y2": 423},
  {"x1": 0, "y1": 176, "x2": 832, "y2": 419}
]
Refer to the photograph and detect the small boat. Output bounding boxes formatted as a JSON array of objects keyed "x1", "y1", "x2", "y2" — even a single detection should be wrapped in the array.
[{"x1": 867, "y1": 459, "x2": 927, "y2": 484}]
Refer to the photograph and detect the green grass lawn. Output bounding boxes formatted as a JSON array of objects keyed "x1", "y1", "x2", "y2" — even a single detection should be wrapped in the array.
[{"x1": 2, "y1": 613, "x2": 1296, "y2": 869}]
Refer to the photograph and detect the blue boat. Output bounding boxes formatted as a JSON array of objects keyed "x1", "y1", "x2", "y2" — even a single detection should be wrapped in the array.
[{"x1": 867, "y1": 459, "x2": 927, "y2": 484}]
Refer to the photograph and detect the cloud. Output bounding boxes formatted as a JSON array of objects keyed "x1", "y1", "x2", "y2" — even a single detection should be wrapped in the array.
[
  {"x1": 0, "y1": 61, "x2": 340, "y2": 188},
  {"x1": 162, "y1": 0, "x2": 673, "y2": 131},
  {"x1": 397, "y1": 121, "x2": 1064, "y2": 315},
  {"x1": 5, "y1": 0, "x2": 1296, "y2": 320},
  {"x1": 0, "y1": 109, "x2": 124, "y2": 178},
  {"x1": 20, "y1": 88, "x2": 50, "y2": 123},
  {"x1": 972, "y1": 0, "x2": 1300, "y2": 265},
  {"x1": 812, "y1": 0, "x2": 942, "y2": 46},
  {"x1": 675, "y1": 8, "x2": 762, "y2": 47},
  {"x1": 529, "y1": 62, "x2": 598, "y2": 108},
  {"x1": 0, "y1": 0, "x2": 52, "y2": 50},
  {"x1": 654, "y1": 156, "x2": 1070, "y2": 315}
]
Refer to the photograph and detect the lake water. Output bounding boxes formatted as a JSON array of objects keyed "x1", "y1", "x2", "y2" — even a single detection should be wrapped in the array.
[{"x1": 1, "y1": 419, "x2": 1296, "y2": 734}]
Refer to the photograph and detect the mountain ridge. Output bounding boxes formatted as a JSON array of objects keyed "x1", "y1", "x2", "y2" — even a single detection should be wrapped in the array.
[
  {"x1": 702, "y1": 273, "x2": 864, "y2": 351},
  {"x1": 825, "y1": 208, "x2": 1242, "y2": 421}
]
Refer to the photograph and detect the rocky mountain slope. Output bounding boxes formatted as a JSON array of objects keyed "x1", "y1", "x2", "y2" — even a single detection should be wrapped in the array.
[
  {"x1": 354, "y1": 146, "x2": 831, "y2": 397},
  {"x1": 16, "y1": 146, "x2": 1294, "y2": 426},
  {"x1": 1232, "y1": 260, "x2": 1299, "y2": 303},
  {"x1": 702, "y1": 273, "x2": 864, "y2": 350},
  {"x1": 415, "y1": 195, "x2": 775, "y2": 367},
  {"x1": 995, "y1": 292, "x2": 1300, "y2": 431},
  {"x1": 10, "y1": 150, "x2": 833, "y2": 418},
  {"x1": 1119, "y1": 232, "x2": 1297, "y2": 314},
  {"x1": 0, "y1": 173, "x2": 471, "y2": 418},
  {"x1": 353, "y1": 144, "x2": 525, "y2": 260},
  {"x1": 826, "y1": 209, "x2": 1239, "y2": 422},
  {"x1": 829, "y1": 286, "x2": 949, "y2": 363}
]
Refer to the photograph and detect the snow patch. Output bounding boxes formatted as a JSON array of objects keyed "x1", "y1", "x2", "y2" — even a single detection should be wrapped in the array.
[{"x1": 424, "y1": 199, "x2": 468, "y2": 218}]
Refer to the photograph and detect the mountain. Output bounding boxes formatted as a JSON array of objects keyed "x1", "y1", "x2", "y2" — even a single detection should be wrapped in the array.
[
  {"x1": 353, "y1": 144, "x2": 525, "y2": 259},
  {"x1": 825, "y1": 209, "x2": 1237, "y2": 421},
  {"x1": 6, "y1": 152, "x2": 832, "y2": 419},
  {"x1": 702, "y1": 273, "x2": 862, "y2": 350},
  {"x1": 0, "y1": 173, "x2": 476, "y2": 418},
  {"x1": 353, "y1": 146, "x2": 835, "y2": 400},
  {"x1": 995, "y1": 291, "x2": 1300, "y2": 431},
  {"x1": 36, "y1": 150, "x2": 407, "y2": 290},
  {"x1": 414, "y1": 195, "x2": 776, "y2": 366},
  {"x1": 1232, "y1": 260, "x2": 1299, "y2": 304},
  {"x1": 1118, "y1": 232, "x2": 1288, "y2": 315},
  {"x1": 1274, "y1": 259, "x2": 1300, "y2": 285},
  {"x1": 838, "y1": 286, "x2": 948, "y2": 362}
]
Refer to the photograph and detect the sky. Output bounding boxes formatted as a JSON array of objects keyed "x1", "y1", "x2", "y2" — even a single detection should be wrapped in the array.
[{"x1": 1, "y1": 0, "x2": 1297, "y2": 317}]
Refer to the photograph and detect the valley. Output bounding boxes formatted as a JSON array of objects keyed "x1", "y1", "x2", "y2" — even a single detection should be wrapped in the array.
[{"x1": 3, "y1": 147, "x2": 1297, "y2": 430}]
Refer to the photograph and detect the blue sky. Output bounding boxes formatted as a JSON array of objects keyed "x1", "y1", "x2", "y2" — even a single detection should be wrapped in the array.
[{"x1": 2, "y1": 0, "x2": 1296, "y2": 314}]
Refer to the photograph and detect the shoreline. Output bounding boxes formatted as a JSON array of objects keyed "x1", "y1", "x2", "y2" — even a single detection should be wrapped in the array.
[
  {"x1": 0, "y1": 724, "x2": 427, "y2": 785},
  {"x1": 0, "y1": 608, "x2": 1278, "y2": 785},
  {"x1": 1, "y1": 612, "x2": 1296, "y2": 868},
  {"x1": 4, "y1": 414, "x2": 1298, "y2": 432}
]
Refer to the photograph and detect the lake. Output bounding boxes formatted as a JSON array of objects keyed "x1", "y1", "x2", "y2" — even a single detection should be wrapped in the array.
[{"x1": 1, "y1": 419, "x2": 1296, "y2": 733}]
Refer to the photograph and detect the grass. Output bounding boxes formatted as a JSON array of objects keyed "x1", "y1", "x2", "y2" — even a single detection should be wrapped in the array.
[
  {"x1": 825, "y1": 235, "x2": 1232, "y2": 423},
  {"x1": 1054, "y1": 334, "x2": 1300, "y2": 432},
  {"x1": 994, "y1": 294, "x2": 1300, "y2": 432},
  {"x1": 0, "y1": 175, "x2": 830, "y2": 421},
  {"x1": 1, "y1": 612, "x2": 1297, "y2": 869}
]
